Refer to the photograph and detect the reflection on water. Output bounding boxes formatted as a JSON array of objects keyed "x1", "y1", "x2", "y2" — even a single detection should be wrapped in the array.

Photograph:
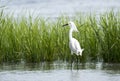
[
  {"x1": 0, "y1": 62, "x2": 120, "y2": 81},
  {"x1": 0, "y1": 62, "x2": 120, "y2": 71}
]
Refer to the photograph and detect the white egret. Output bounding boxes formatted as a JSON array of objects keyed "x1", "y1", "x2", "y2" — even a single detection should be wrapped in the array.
[{"x1": 63, "y1": 21, "x2": 84, "y2": 56}]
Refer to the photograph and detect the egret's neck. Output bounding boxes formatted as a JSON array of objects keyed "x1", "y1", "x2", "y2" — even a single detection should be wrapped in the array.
[{"x1": 69, "y1": 28, "x2": 73, "y2": 41}]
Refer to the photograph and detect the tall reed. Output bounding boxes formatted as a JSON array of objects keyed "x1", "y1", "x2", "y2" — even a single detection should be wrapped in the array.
[
  {"x1": 0, "y1": 10, "x2": 120, "y2": 63},
  {"x1": 99, "y1": 11, "x2": 120, "y2": 63}
]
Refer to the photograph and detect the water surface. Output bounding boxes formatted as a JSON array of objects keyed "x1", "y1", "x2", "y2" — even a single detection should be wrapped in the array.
[
  {"x1": 0, "y1": 63, "x2": 120, "y2": 81},
  {"x1": 1, "y1": 0, "x2": 120, "y2": 18}
]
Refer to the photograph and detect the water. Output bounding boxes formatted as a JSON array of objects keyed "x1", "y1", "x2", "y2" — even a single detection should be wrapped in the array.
[
  {"x1": 1, "y1": 0, "x2": 120, "y2": 18},
  {"x1": 0, "y1": 63, "x2": 120, "y2": 81}
]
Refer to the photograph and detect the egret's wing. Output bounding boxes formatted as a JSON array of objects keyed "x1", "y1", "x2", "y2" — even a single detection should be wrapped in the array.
[{"x1": 73, "y1": 38, "x2": 81, "y2": 50}]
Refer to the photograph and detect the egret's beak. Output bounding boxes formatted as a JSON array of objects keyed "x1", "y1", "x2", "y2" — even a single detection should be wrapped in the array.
[{"x1": 62, "y1": 23, "x2": 68, "y2": 27}]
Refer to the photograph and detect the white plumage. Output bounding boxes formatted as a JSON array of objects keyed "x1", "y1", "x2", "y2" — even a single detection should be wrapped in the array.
[
  {"x1": 63, "y1": 21, "x2": 84, "y2": 56},
  {"x1": 69, "y1": 38, "x2": 83, "y2": 56}
]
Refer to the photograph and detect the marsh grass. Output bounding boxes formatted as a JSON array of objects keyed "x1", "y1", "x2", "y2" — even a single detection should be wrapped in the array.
[{"x1": 0, "y1": 10, "x2": 120, "y2": 63}]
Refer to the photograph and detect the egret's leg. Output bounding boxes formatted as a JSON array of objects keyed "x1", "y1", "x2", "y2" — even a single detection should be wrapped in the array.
[
  {"x1": 71, "y1": 51, "x2": 73, "y2": 69},
  {"x1": 71, "y1": 55, "x2": 73, "y2": 69},
  {"x1": 77, "y1": 55, "x2": 79, "y2": 64},
  {"x1": 76, "y1": 55, "x2": 79, "y2": 70}
]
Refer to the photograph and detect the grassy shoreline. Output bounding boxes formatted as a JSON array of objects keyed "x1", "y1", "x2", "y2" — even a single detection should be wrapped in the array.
[{"x1": 0, "y1": 10, "x2": 120, "y2": 63}]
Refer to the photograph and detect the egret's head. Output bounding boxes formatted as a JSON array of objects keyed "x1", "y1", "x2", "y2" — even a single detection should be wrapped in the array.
[{"x1": 63, "y1": 21, "x2": 78, "y2": 32}]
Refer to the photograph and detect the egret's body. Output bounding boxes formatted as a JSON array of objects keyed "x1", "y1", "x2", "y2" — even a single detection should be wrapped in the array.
[
  {"x1": 63, "y1": 21, "x2": 84, "y2": 56},
  {"x1": 69, "y1": 38, "x2": 83, "y2": 56}
]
